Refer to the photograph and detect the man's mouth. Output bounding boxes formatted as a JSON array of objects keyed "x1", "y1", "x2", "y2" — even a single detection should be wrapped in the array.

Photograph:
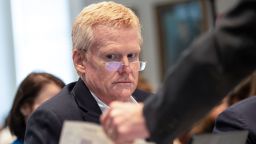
[{"x1": 113, "y1": 81, "x2": 132, "y2": 84}]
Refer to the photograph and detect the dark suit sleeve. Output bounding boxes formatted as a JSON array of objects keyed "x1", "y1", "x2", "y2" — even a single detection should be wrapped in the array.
[
  {"x1": 143, "y1": 0, "x2": 256, "y2": 143},
  {"x1": 214, "y1": 109, "x2": 256, "y2": 144},
  {"x1": 24, "y1": 109, "x2": 62, "y2": 144}
]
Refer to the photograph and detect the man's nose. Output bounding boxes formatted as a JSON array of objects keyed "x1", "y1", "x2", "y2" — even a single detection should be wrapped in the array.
[
  {"x1": 118, "y1": 57, "x2": 132, "y2": 73},
  {"x1": 122, "y1": 57, "x2": 130, "y2": 66}
]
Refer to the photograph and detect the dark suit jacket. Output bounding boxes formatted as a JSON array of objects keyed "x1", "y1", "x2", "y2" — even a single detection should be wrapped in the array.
[
  {"x1": 143, "y1": 0, "x2": 256, "y2": 143},
  {"x1": 24, "y1": 79, "x2": 150, "y2": 144},
  {"x1": 214, "y1": 96, "x2": 256, "y2": 144}
]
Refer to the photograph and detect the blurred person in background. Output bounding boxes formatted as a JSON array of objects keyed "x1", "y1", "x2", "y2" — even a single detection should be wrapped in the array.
[
  {"x1": 176, "y1": 71, "x2": 256, "y2": 144},
  {"x1": 174, "y1": 97, "x2": 228, "y2": 144},
  {"x1": 6, "y1": 72, "x2": 65, "y2": 144},
  {"x1": 214, "y1": 71, "x2": 256, "y2": 144}
]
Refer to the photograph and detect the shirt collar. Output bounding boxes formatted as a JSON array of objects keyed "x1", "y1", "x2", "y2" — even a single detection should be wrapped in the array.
[{"x1": 90, "y1": 91, "x2": 137, "y2": 112}]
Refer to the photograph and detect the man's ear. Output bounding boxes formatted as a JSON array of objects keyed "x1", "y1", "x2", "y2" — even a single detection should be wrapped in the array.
[{"x1": 73, "y1": 49, "x2": 86, "y2": 74}]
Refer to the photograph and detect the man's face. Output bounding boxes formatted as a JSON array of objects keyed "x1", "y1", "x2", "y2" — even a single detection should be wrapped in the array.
[{"x1": 83, "y1": 25, "x2": 141, "y2": 104}]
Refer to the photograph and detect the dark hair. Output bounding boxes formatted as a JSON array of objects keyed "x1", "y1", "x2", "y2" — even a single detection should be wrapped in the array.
[
  {"x1": 8, "y1": 72, "x2": 65, "y2": 140},
  {"x1": 227, "y1": 71, "x2": 256, "y2": 106}
]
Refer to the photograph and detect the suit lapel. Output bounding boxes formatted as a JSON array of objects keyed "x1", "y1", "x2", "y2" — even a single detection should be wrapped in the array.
[
  {"x1": 71, "y1": 79, "x2": 150, "y2": 124},
  {"x1": 71, "y1": 79, "x2": 102, "y2": 124},
  {"x1": 132, "y1": 89, "x2": 151, "y2": 102}
]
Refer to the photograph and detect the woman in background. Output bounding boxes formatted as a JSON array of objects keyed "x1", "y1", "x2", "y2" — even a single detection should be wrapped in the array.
[
  {"x1": 175, "y1": 71, "x2": 256, "y2": 144},
  {"x1": 8, "y1": 72, "x2": 65, "y2": 144}
]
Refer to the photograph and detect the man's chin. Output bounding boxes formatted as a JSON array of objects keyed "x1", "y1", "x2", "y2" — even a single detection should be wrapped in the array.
[{"x1": 112, "y1": 89, "x2": 134, "y2": 101}]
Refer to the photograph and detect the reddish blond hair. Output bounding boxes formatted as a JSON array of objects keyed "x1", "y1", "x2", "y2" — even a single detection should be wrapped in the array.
[{"x1": 72, "y1": 1, "x2": 142, "y2": 53}]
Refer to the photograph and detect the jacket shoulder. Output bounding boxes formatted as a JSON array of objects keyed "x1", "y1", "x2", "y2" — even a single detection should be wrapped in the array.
[{"x1": 133, "y1": 89, "x2": 152, "y2": 102}]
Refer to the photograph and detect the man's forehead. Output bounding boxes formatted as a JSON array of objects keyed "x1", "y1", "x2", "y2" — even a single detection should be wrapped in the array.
[
  {"x1": 89, "y1": 43, "x2": 141, "y2": 55},
  {"x1": 100, "y1": 45, "x2": 141, "y2": 53},
  {"x1": 90, "y1": 26, "x2": 140, "y2": 52},
  {"x1": 93, "y1": 27, "x2": 137, "y2": 39}
]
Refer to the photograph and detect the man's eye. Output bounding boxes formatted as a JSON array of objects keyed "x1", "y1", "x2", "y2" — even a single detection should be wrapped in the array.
[
  {"x1": 127, "y1": 53, "x2": 137, "y2": 59},
  {"x1": 106, "y1": 54, "x2": 117, "y2": 60}
]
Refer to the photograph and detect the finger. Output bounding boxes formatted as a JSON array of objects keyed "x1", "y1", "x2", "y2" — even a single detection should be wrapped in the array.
[
  {"x1": 102, "y1": 109, "x2": 121, "y2": 140},
  {"x1": 101, "y1": 109, "x2": 113, "y2": 137},
  {"x1": 100, "y1": 108, "x2": 111, "y2": 125},
  {"x1": 109, "y1": 101, "x2": 125, "y2": 109},
  {"x1": 107, "y1": 127, "x2": 115, "y2": 140},
  {"x1": 101, "y1": 101, "x2": 121, "y2": 129}
]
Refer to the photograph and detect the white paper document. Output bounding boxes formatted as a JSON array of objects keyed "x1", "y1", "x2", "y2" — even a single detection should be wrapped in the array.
[{"x1": 59, "y1": 121, "x2": 154, "y2": 144}]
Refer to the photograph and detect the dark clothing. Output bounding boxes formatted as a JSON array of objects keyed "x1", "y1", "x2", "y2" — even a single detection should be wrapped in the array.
[
  {"x1": 214, "y1": 96, "x2": 256, "y2": 144},
  {"x1": 12, "y1": 139, "x2": 23, "y2": 144},
  {"x1": 144, "y1": 0, "x2": 256, "y2": 143},
  {"x1": 24, "y1": 79, "x2": 150, "y2": 144}
]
